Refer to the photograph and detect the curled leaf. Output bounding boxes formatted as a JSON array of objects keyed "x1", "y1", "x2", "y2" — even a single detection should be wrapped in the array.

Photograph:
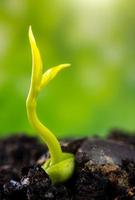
[{"x1": 29, "y1": 26, "x2": 43, "y2": 93}]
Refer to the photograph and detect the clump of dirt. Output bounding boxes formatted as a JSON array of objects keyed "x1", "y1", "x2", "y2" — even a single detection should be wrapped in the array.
[{"x1": 0, "y1": 130, "x2": 135, "y2": 200}]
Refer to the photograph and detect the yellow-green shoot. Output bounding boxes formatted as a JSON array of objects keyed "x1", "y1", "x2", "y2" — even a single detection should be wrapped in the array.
[{"x1": 26, "y1": 26, "x2": 75, "y2": 184}]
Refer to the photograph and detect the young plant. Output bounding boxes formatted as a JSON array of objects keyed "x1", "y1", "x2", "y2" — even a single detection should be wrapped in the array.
[{"x1": 26, "y1": 26, "x2": 75, "y2": 184}]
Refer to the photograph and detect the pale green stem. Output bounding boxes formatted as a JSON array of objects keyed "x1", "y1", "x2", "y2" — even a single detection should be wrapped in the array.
[{"x1": 26, "y1": 94, "x2": 63, "y2": 165}]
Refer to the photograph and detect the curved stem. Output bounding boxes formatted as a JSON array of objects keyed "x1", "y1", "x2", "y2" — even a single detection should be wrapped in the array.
[{"x1": 26, "y1": 95, "x2": 63, "y2": 165}]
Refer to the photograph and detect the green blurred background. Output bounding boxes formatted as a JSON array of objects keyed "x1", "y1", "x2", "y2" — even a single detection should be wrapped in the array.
[{"x1": 0, "y1": 0, "x2": 135, "y2": 138}]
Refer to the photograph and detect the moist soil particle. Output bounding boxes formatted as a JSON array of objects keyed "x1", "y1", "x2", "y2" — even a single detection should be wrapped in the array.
[{"x1": 0, "y1": 131, "x2": 135, "y2": 200}]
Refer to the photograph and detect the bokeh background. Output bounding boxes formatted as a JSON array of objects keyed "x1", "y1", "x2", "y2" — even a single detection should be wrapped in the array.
[{"x1": 0, "y1": 0, "x2": 135, "y2": 138}]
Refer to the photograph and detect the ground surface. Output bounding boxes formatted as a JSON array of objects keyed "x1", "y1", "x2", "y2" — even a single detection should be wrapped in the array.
[{"x1": 0, "y1": 130, "x2": 135, "y2": 200}]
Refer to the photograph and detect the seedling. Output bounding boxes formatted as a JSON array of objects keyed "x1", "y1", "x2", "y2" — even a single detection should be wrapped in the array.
[{"x1": 26, "y1": 26, "x2": 75, "y2": 184}]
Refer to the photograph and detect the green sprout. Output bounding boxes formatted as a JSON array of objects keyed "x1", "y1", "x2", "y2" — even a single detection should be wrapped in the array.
[{"x1": 26, "y1": 26, "x2": 75, "y2": 184}]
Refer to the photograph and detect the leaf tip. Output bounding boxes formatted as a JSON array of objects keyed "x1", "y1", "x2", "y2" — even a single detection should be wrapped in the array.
[
  {"x1": 61, "y1": 63, "x2": 71, "y2": 68},
  {"x1": 28, "y1": 25, "x2": 36, "y2": 46}
]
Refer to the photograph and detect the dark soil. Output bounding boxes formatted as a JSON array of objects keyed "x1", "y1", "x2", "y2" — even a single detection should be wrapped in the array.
[{"x1": 0, "y1": 130, "x2": 135, "y2": 200}]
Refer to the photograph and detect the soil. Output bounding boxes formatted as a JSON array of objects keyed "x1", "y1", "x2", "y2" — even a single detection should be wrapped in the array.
[{"x1": 0, "y1": 130, "x2": 135, "y2": 200}]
